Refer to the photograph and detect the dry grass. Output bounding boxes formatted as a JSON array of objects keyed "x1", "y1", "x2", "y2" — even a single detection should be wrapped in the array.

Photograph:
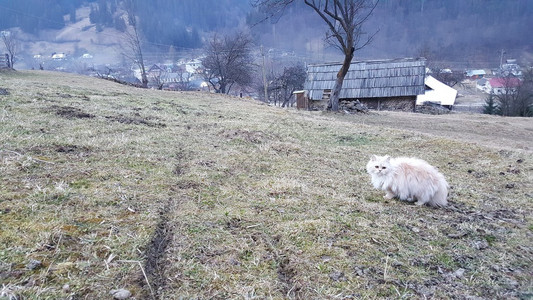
[{"x1": 0, "y1": 70, "x2": 532, "y2": 299}]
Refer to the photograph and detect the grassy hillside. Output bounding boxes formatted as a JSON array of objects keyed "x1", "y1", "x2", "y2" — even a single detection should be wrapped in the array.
[{"x1": 0, "y1": 71, "x2": 531, "y2": 299}]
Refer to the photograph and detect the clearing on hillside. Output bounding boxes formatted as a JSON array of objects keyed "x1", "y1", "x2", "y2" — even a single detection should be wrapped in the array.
[{"x1": 0, "y1": 71, "x2": 531, "y2": 299}]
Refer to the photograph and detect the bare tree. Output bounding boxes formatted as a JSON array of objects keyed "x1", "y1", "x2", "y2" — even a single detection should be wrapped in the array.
[
  {"x1": 492, "y1": 75, "x2": 526, "y2": 117},
  {"x1": 417, "y1": 45, "x2": 464, "y2": 88},
  {"x1": 269, "y1": 64, "x2": 307, "y2": 107},
  {"x1": 516, "y1": 68, "x2": 533, "y2": 117},
  {"x1": 255, "y1": 0, "x2": 378, "y2": 111},
  {"x1": 121, "y1": 0, "x2": 148, "y2": 88},
  {"x1": 150, "y1": 68, "x2": 165, "y2": 90},
  {"x1": 201, "y1": 32, "x2": 254, "y2": 94},
  {"x1": 1, "y1": 30, "x2": 18, "y2": 69},
  {"x1": 496, "y1": 71, "x2": 533, "y2": 117}
]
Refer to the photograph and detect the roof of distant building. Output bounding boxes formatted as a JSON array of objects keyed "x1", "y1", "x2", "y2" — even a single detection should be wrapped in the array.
[
  {"x1": 304, "y1": 57, "x2": 426, "y2": 100},
  {"x1": 489, "y1": 77, "x2": 521, "y2": 88}
]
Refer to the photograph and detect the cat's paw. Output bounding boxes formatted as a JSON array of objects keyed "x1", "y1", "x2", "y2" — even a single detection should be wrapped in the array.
[
  {"x1": 415, "y1": 201, "x2": 426, "y2": 206},
  {"x1": 383, "y1": 194, "x2": 394, "y2": 199}
]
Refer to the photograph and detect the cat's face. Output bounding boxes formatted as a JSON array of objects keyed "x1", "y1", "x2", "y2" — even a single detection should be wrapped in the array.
[{"x1": 366, "y1": 155, "x2": 392, "y2": 176}]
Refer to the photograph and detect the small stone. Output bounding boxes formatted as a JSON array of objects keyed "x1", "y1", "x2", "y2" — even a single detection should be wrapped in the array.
[
  {"x1": 473, "y1": 240, "x2": 489, "y2": 250},
  {"x1": 506, "y1": 279, "x2": 519, "y2": 287},
  {"x1": 27, "y1": 259, "x2": 42, "y2": 270},
  {"x1": 110, "y1": 288, "x2": 131, "y2": 300},
  {"x1": 505, "y1": 183, "x2": 515, "y2": 189},
  {"x1": 392, "y1": 261, "x2": 403, "y2": 267},
  {"x1": 447, "y1": 231, "x2": 468, "y2": 239},
  {"x1": 321, "y1": 255, "x2": 332, "y2": 262},
  {"x1": 62, "y1": 284, "x2": 70, "y2": 292},
  {"x1": 453, "y1": 268, "x2": 465, "y2": 278},
  {"x1": 329, "y1": 270, "x2": 346, "y2": 282}
]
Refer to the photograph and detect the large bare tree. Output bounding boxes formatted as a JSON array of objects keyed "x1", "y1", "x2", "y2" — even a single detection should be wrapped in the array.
[
  {"x1": 122, "y1": 0, "x2": 148, "y2": 87},
  {"x1": 201, "y1": 32, "x2": 254, "y2": 94},
  {"x1": 255, "y1": 0, "x2": 378, "y2": 111},
  {"x1": 1, "y1": 30, "x2": 18, "y2": 69}
]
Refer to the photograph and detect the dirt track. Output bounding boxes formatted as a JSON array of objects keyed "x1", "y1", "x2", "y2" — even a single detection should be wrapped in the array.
[{"x1": 345, "y1": 111, "x2": 533, "y2": 152}]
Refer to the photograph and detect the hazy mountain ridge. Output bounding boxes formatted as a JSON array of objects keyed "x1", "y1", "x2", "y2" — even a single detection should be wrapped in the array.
[{"x1": 1, "y1": 0, "x2": 532, "y2": 68}]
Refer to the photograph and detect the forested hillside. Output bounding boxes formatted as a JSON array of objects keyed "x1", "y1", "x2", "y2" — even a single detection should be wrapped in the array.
[
  {"x1": 367, "y1": 0, "x2": 533, "y2": 64},
  {"x1": 0, "y1": 0, "x2": 83, "y2": 34},
  {"x1": 0, "y1": 0, "x2": 531, "y2": 65},
  {"x1": 0, "y1": 0, "x2": 250, "y2": 49}
]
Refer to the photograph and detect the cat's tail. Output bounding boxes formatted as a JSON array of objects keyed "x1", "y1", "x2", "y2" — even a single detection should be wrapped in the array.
[{"x1": 429, "y1": 179, "x2": 448, "y2": 207}]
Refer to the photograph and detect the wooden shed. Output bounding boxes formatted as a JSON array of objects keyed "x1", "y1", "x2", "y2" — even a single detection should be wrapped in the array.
[
  {"x1": 293, "y1": 90, "x2": 308, "y2": 109},
  {"x1": 304, "y1": 57, "x2": 426, "y2": 111}
]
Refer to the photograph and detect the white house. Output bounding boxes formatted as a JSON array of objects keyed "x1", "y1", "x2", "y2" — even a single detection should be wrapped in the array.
[
  {"x1": 416, "y1": 75, "x2": 458, "y2": 107},
  {"x1": 476, "y1": 78, "x2": 490, "y2": 93},
  {"x1": 52, "y1": 53, "x2": 66, "y2": 60},
  {"x1": 488, "y1": 77, "x2": 521, "y2": 95},
  {"x1": 183, "y1": 59, "x2": 202, "y2": 74}
]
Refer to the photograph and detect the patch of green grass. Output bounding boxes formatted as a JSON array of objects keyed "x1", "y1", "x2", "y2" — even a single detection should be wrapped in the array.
[
  {"x1": 484, "y1": 234, "x2": 497, "y2": 245},
  {"x1": 69, "y1": 179, "x2": 91, "y2": 189}
]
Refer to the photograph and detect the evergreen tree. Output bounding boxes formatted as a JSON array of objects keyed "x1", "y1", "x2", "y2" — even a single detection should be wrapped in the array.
[{"x1": 483, "y1": 93, "x2": 499, "y2": 115}]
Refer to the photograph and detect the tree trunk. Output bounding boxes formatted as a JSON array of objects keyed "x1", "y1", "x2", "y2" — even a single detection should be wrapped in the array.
[
  {"x1": 329, "y1": 51, "x2": 354, "y2": 111},
  {"x1": 141, "y1": 70, "x2": 148, "y2": 88},
  {"x1": 8, "y1": 54, "x2": 14, "y2": 69}
]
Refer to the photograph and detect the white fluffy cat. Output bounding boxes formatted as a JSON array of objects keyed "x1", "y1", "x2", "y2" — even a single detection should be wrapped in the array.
[{"x1": 366, "y1": 155, "x2": 448, "y2": 207}]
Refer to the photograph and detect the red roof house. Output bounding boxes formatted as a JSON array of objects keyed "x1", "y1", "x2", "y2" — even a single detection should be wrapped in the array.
[{"x1": 488, "y1": 77, "x2": 521, "y2": 94}]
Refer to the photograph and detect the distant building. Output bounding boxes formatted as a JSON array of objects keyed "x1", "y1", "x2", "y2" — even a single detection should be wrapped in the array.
[
  {"x1": 1, "y1": 53, "x2": 9, "y2": 69},
  {"x1": 304, "y1": 57, "x2": 426, "y2": 111},
  {"x1": 496, "y1": 59, "x2": 522, "y2": 77},
  {"x1": 488, "y1": 77, "x2": 521, "y2": 95},
  {"x1": 465, "y1": 69, "x2": 486, "y2": 79},
  {"x1": 181, "y1": 58, "x2": 203, "y2": 74},
  {"x1": 52, "y1": 53, "x2": 66, "y2": 60},
  {"x1": 476, "y1": 78, "x2": 490, "y2": 93}
]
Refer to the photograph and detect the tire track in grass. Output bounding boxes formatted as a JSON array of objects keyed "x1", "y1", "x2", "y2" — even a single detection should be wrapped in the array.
[
  {"x1": 139, "y1": 149, "x2": 188, "y2": 298},
  {"x1": 140, "y1": 198, "x2": 175, "y2": 299}
]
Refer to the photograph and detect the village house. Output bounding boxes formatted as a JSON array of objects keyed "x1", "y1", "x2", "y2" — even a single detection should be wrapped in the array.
[
  {"x1": 487, "y1": 77, "x2": 521, "y2": 95},
  {"x1": 465, "y1": 69, "x2": 486, "y2": 79},
  {"x1": 51, "y1": 52, "x2": 66, "y2": 60},
  {"x1": 476, "y1": 78, "x2": 490, "y2": 93},
  {"x1": 176, "y1": 58, "x2": 203, "y2": 75},
  {"x1": 500, "y1": 59, "x2": 522, "y2": 77},
  {"x1": 0, "y1": 53, "x2": 9, "y2": 69},
  {"x1": 303, "y1": 57, "x2": 426, "y2": 111}
]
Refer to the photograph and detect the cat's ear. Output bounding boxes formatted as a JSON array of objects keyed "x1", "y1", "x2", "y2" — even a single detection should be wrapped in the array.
[
  {"x1": 370, "y1": 155, "x2": 378, "y2": 161},
  {"x1": 384, "y1": 155, "x2": 391, "y2": 162}
]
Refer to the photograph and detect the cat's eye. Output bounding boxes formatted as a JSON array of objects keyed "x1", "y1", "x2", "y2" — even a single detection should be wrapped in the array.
[
  {"x1": 382, "y1": 167, "x2": 387, "y2": 169},
  {"x1": 375, "y1": 166, "x2": 379, "y2": 168}
]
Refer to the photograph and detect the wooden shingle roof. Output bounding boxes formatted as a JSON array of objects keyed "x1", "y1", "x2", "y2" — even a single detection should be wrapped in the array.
[{"x1": 304, "y1": 57, "x2": 426, "y2": 100}]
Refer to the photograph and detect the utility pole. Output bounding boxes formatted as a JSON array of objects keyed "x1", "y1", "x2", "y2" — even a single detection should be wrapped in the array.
[
  {"x1": 499, "y1": 49, "x2": 506, "y2": 69},
  {"x1": 261, "y1": 45, "x2": 269, "y2": 103}
]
